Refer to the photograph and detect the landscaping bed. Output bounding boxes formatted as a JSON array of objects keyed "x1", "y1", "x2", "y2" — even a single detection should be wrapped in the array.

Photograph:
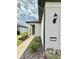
[
  {"x1": 28, "y1": 36, "x2": 42, "y2": 54},
  {"x1": 46, "y1": 48, "x2": 61, "y2": 59},
  {"x1": 20, "y1": 36, "x2": 43, "y2": 59}
]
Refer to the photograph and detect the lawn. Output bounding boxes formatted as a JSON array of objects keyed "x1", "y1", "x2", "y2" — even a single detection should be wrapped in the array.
[
  {"x1": 17, "y1": 39, "x2": 22, "y2": 46},
  {"x1": 17, "y1": 32, "x2": 28, "y2": 46}
]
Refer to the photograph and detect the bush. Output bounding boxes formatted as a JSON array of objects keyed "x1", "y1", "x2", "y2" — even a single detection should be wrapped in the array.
[
  {"x1": 19, "y1": 35, "x2": 28, "y2": 41},
  {"x1": 17, "y1": 30, "x2": 20, "y2": 35},
  {"x1": 28, "y1": 36, "x2": 41, "y2": 54},
  {"x1": 17, "y1": 32, "x2": 28, "y2": 46}
]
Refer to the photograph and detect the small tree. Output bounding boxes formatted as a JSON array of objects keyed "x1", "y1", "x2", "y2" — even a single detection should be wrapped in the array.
[{"x1": 17, "y1": 30, "x2": 20, "y2": 35}]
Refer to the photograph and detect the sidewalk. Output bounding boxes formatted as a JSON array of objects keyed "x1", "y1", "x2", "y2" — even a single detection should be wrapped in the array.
[
  {"x1": 17, "y1": 36, "x2": 35, "y2": 59},
  {"x1": 21, "y1": 45, "x2": 44, "y2": 59}
]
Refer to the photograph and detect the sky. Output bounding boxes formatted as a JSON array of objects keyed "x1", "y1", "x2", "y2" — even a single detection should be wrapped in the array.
[{"x1": 17, "y1": 0, "x2": 38, "y2": 27}]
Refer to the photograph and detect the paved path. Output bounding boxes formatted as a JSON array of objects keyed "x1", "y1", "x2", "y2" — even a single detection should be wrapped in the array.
[
  {"x1": 17, "y1": 36, "x2": 35, "y2": 59},
  {"x1": 22, "y1": 47, "x2": 44, "y2": 59}
]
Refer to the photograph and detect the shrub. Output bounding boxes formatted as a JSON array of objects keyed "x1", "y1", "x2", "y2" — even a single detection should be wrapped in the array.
[
  {"x1": 29, "y1": 36, "x2": 41, "y2": 54},
  {"x1": 47, "y1": 53, "x2": 61, "y2": 59},
  {"x1": 46, "y1": 49, "x2": 61, "y2": 59},
  {"x1": 18, "y1": 32, "x2": 28, "y2": 41},
  {"x1": 17, "y1": 30, "x2": 20, "y2": 35},
  {"x1": 19, "y1": 35, "x2": 28, "y2": 41}
]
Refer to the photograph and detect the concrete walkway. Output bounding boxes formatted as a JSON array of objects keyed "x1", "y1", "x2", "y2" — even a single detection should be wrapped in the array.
[
  {"x1": 17, "y1": 36, "x2": 35, "y2": 59},
  {"x1": 21, "y1": 47, "x2": 44, "y2": 59}
]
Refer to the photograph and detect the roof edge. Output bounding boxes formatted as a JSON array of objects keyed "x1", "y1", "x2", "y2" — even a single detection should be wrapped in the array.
[{"x1": 26, "y1": 21, "x2": 41, "y2": 23}]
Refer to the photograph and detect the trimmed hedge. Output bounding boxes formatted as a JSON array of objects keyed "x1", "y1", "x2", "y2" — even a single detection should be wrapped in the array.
[{"x1": 28, "y1": 36, "x2": 41, "y2": 54}]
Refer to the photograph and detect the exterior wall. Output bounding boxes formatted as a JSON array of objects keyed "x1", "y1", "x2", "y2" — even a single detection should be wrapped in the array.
[
  {"x1": 41, "y1": 13, "x2": 44, "y2": 46},
  {"x1": 45, "y1": 2, "x2": 61, "y2": 50},
  {"x1": 28, "y1": 23, "x2": 41, "y2": 36},
  {"x1": 20, "y1": 27, "x2": 28, "y2": 33},
  {"x1": 35, "y1": 24, "x2": 41, "y2": 36},
  {"x1": 17, "y1": 27, "x2": 20, "y2": 31},
  {"x1": 28, "y1": 25, "x2": 31, "y2": 36},
  {"x1": 17, "y1": 27, "x2": 28, "y2": 33}
]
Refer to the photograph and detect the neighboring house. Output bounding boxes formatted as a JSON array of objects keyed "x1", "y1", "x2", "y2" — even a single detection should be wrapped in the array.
[
  {"x1": 26, "y1": 0, "x2": 61, "y2": 51},
  {"x1": 17, "y1": 23, "x2": 28, "y2": 33}
]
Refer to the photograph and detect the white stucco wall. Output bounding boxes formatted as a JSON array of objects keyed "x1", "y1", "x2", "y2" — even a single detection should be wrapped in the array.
[
  {"x1": 35, "y1": 24, "x2": 41, "y2": 36},
  {"x1": 41, "y1": 13, "x2": 44, "y2": 46},
  {"x1": 20, "y1": 27, "x2": 28, "y2": 33},
  {"x1": 45, "y1": 2, "x2": 61, "y2": 50},
  {"x1": 28, "y1": 23, "x2": 41, "y2": 36},
  {"x1": 28, "y1": 25, "x2": 32, "y2": 36}
]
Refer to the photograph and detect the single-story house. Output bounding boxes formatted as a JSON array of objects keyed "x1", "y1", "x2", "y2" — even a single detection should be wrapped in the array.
[
  {"x1": 26, "y1": 0, "x2": 61, "y2": 51},
  {"x1": 17, "y1": 23, "x2": 28, "y2": 33}
]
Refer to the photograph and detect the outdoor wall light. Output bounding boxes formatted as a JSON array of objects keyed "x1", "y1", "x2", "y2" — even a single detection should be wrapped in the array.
[{"x1": 53, "y1": 13, "x2": 58, "y2": 24}]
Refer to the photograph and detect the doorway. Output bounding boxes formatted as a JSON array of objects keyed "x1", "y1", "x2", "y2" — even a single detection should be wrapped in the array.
[{"x1": 32, "y1": 25, "x2": 35, "y2": 35}]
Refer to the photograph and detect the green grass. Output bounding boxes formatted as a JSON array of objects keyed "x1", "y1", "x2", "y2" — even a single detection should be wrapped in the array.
[
  {"x1": 17, "y1": 32, "x2": 28, "y2": 46},
  {"x1": 17, "y1": 35, "x2": 22, "y2": 40},
  {"x1": 17, "y1": 39, "x2": 22, "y2": 46},
  {"x1": 47, "y1": 54, "x2": 61, "y2": 59},
  {"x1": 17, "y1": 32, "x2": 28, "y2": 39}
]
